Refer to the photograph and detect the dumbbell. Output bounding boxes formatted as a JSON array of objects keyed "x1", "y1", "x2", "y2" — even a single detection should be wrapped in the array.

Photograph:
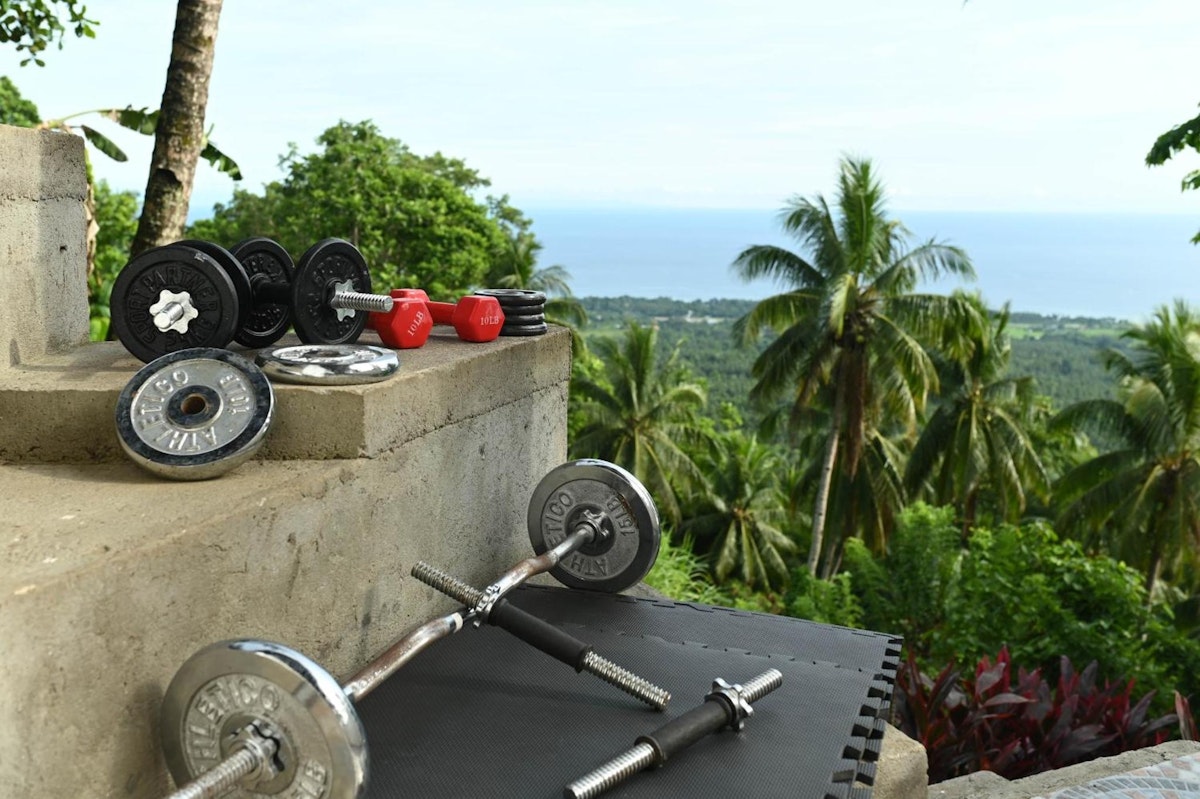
[
  {"x1": 226, "y1": 238, "x2": 432, "y2": 350},
  {"x1": 383, "y1": 288, "x2": 505, "y2": 343},
  {"x1": 564, "y1": 669, "x2": 784, "y2": 798},
  {"x1": 110, "y1": 238, "x2": 432, "y2": 362},
  {"x1": 156, "y1": 459, "x2": 668, "y2": 799}
]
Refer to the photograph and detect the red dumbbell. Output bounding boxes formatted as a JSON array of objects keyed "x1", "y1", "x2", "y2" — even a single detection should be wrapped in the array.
[
  {"x1": 367, "y1": 296, "x2": 433, "y2": 349},
  {"x1": 430, "y1": 295, "x2": 504, "y2": 342},
  {"x1": 391, "y1": 290, "x2": 504, "y2": 343}
]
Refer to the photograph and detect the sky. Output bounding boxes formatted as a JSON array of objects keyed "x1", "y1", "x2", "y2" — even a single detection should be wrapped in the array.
[{"x1": 5, "y1": 0, "x2": 1200, "y2": 217}]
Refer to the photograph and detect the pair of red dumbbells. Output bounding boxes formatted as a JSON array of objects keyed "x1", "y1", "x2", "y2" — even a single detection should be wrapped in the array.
[{"x1": 366, "y1": 289, "x2": 504, "y2": 349}]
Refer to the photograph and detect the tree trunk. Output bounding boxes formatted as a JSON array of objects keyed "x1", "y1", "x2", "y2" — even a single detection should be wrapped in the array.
[
  {"x1": 130, "y1": 0, "x2": 223, "y2": 257},
  {"x1": 808, "y1": 424, "x2": 839, "y2": 576}
]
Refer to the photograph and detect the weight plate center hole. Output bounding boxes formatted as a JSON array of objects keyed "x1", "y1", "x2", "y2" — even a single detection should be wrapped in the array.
[
  {"x1": 220, "y1": 713, "x2": 297, "y2": 792},
  {"x1": 166, "y1": 385, "x2": 222, "y2": 429},
  {"x1": 574, "y1": 507, "x2": 618, "y2": 556}
]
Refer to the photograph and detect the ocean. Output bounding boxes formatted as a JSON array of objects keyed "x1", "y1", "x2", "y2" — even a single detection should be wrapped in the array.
[{"x1": 528, "y1": 209, "x2": 1200, "y2": 322}]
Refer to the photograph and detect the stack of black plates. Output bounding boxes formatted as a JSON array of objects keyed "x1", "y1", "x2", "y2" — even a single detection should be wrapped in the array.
[{"x1": 475, "y1": 289, "x2": 548, "y2": 336}]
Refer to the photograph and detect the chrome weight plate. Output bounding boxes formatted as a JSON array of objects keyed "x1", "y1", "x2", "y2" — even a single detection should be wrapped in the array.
[
  {"x1": 161, "y1": 640, "x2": 368, "y2": 799},
  {"x1": 527, "y1": 459, "x2": 661, "y2": 592},
  {"x1": 115, "y1": 348, "x2": 274, "y2": 480},
  {"x1": 256, "y1": 344, "x2": 400, "y2": 385}
]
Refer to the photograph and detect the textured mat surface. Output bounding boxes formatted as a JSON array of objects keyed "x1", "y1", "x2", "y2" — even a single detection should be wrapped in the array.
[{"x1": 356, "y1": 585, "x2": 901, "y2": 798}]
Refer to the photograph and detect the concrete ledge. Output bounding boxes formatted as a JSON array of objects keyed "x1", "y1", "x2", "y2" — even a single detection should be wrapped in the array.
[
  {"x1": 0, "y1": 333, "x2": 569, "y2": 797},
  {"x1": 0, "y1": 326, "x2": 570, "y2": 463},
  {"x1": 929, "y1": 741, "x2": 1200, "y2": 798}
]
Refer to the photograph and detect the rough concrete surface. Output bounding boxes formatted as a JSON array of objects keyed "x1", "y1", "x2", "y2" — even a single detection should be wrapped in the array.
[
  {"x1": 0, "y1": 123, "x2": 89, "y2": 367},
  {"x1": 928, "y1": 741, "x2": 1200, "y2": 798},
  {"x1": 868, "y1": 724, "x2": 929, "y2": 799},
  {"x1": 0, "y1": 341, "x2": 569, "y2": 797},
  {"x1": 0, "y1": 327, "x2": 571, "y2": 463}
]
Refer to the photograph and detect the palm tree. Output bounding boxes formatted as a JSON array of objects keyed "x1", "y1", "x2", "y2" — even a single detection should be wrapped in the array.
[
  {"x1": 570, "y1": 322, "x2": 711, "y2": 526},
  {"x1": 905, "y1": 300, "x2": 1049, "y2": 534},
  {"x1": 1052, "y1": 300, "x2": 1200, "y2": 597},
  {"x1": 684, "y1": 431, "x2": 797, "y2": 590},
  {"x1": 488, "y1": 227, "x2": 588, "y2": 332},
  {"x1": 733, "y1": 156, "x2": 979, "y2": 575}
]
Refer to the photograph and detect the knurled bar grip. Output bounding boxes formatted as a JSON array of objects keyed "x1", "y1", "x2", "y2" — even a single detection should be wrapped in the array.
[
  {"x1": 563, "y1": 669, "x2": 784, "y2": 799},
  {"x1": 411, "y1": 562, "x2": 671, "y2": 710}
]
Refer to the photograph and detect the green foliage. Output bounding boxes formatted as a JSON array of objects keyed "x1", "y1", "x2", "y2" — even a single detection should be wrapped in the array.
[
  {"x1": 783, "y1": 569, "x2": 862, "y2": 628},
  {"x1": 732, "y1": 156, "x2": 981, "y2": 576},
  {"x1": 577, "y1": 299, "x2": 1133, "y2": 433},
  {"x1": 89, "y1": 180, "x2": 138, "y2": 340},
  {"x1": 682, "y1": 429, "x2": 797, "y2": 590},
  {"x1": 847, "y1": 504, "x2": 1200, "y2": 707},
  {"x1": 906, "y1": 300, "x2": 1049, "y2": 531},
  {"x1": 1146, "y1": 103, "x2": 1200, "y2": 244},
  {"x1": 642, "y1": 534, "x2": 728, "y2": 605},
  {"x1": 189, "y1": 120, "x2": 508, "y2": 297},
  {"x1": 0, "y1": 0, "x2": 96, "y2": 66},
  {"x1": 570, "y1": 321, "x2": 713, "y2": 526},
  {"x1": 0, "y1": 74, "x2": 37, "y2": 125},
  {"x1": 842, "y1": 504, "x2": 960, "y2": 650},
  {"x1": 1052, "y1": 301, "x2": 1200, "y2": 597}
]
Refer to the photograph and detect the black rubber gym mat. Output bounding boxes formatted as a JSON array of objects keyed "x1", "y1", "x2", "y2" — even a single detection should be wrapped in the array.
[{"x1": 357, "y1": 585, "x2": 901, "y2": 799}]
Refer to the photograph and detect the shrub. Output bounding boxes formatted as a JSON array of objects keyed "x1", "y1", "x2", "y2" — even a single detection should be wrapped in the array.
[
  {"x1": 846, "y1": 503, "x2": 1200, "y2": 707},
  {"x1": 895, "y1": 647, "x2": 1183, "y2": 783}
]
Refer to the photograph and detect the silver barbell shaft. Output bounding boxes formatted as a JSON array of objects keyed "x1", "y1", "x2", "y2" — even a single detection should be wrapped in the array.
[
  {"x1": 162, "y1": 735, "x2": 277, "y2": 799},
  {"x1": 478, "y1": 523, "x2": 597, "y2": 601}
]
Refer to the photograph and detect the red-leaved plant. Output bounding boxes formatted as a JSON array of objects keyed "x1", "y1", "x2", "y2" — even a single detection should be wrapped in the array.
[{"x1": 894, "y1": 647, "x2": 1195, "y2": 783}]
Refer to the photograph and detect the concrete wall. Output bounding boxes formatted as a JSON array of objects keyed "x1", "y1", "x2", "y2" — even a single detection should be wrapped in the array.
[
  {"x1": 0, "y1": 124, "x2": 90, "y2": 368},
  {"x1": 0, "y1": 123, "x2": 571, "y2": 797}
]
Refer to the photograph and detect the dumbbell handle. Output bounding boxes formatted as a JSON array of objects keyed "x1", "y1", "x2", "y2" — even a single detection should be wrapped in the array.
[
  {"x1": 246, "y1": 275, "x2": 391, "y2": 316},
  {"x1": 563, "y1": 669, "x2": 784, "y2": 799},
  {"x1": 328, "y1": 289, "x2": 394, "y2": 314},
  {"x1": 411, "y1": 562, "x2": 670, "y2": 710}
]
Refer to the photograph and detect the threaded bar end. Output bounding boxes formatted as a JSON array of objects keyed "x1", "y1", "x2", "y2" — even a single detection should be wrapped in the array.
[
  {"x1": 163, "y1": 747, "x2": 261, "y2": 799},
  {"x1": 740, "y1": 668, "x2": 784, "y2": 703},
  {"x1": 580, "y1": 651, "x2": 671, "y2": 710},
  {"x1": 564, "y1": 742, "x2": 656, "y2": 799},
  {"x1": 330, "y1": 291, "x2": 391, "y2": 313},
  {"x1": 411, "y1": 561, "x2": 486, "y2": 607}
]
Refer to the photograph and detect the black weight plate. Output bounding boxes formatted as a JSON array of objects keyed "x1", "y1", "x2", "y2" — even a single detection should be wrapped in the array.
[
  {"x1": 501, "y1": 322, "x2": 549, "y2": 336},
  {"x1": 110, "y1": 244, "x2": 241, "y2": 363},
  {"x1": 499, "y1": 310, "x2": 546, "y2": 326},
  {"x1": 475, "y1": 288, "x2": 547, "y2": 308},
  {"x1": 230, "y1": 237, "x2": 296, "y2": 348},
  {"x1": 176, "y1": 239, "x2": 253, "y2": 336},
  {"x1": 291, "y1": 239, "x2": 372, "y2": 345}
]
